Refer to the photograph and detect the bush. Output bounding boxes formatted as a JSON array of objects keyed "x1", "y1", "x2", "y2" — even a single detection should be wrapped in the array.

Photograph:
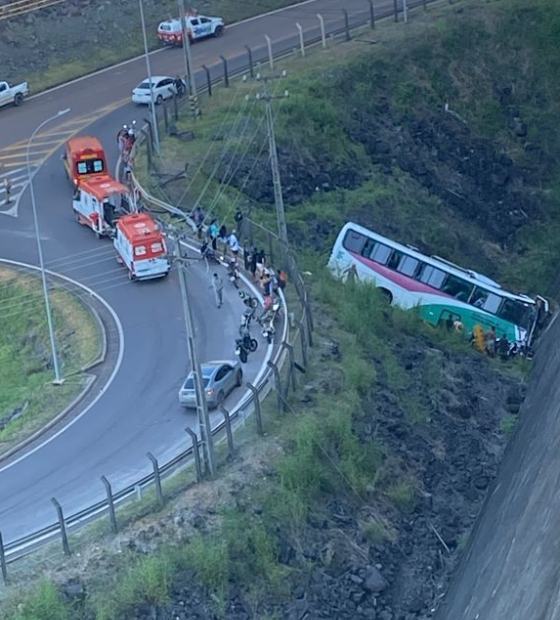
[{"x1": 6, "y1": 581, "x2": 70, "y2": 620}]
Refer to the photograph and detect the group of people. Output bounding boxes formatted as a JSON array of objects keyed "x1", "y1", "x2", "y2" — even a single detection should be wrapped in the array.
[{"x1": 471, "y1": 325, "x2": 511, "y2": 360}]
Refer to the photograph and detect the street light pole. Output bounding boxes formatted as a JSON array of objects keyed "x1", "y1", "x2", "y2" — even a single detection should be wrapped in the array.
[
  {"x1": 178, "y1": 0, "x2": 197, "y2": 97},
  {"x1": 138, "y1": 0, "x2": 161, "y2": 152},
  {"x1": 175, "y1": 236, "x2": 216, "y2": 478},
  {"x1": 26, "y1": 108, "x2": 70, "y2": 385}
]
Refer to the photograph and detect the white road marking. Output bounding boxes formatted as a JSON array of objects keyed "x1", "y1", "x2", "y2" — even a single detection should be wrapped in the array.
[{"x1": 0, "y1": 164, "x2": 38, "y2": 218}]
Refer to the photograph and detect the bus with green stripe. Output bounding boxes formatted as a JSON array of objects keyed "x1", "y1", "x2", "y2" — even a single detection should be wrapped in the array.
[{"x1": 328, "y1": 222, "x2": 549, "y2": 345}]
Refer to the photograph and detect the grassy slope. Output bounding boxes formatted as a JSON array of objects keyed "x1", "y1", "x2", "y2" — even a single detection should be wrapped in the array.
[{"x1": 0, "y1": 268, "x2": 99, "y2": 453}]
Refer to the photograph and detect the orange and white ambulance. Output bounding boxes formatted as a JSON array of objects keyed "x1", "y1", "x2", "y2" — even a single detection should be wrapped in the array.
[
  {"x1": 114, "y1": 213, "x2": 170, "y2": 281},
  {"x1": 73, "y1": 175, "x2": 132, "y2": 238},
  {"x1": 63, "y1": 136, "x2": 107, "y2": 190}
]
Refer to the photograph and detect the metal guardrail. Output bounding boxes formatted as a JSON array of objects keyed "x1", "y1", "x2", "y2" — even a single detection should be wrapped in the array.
[{"x1": 1, "y1": 0, "x2": 439, "y2": 575}]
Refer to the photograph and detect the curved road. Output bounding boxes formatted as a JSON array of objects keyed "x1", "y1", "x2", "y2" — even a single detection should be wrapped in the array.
[{"x1": 0, "y1": 0, "x2": 391, "y2": 546}]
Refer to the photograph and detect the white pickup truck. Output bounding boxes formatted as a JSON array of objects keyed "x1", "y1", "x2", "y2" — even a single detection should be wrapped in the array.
[
  {"x1": 157, "y1": 12, "x2": 224, "y2": 46},
  {"x1": 0, "y1": 81, "x2": 30, "y2": 108}
]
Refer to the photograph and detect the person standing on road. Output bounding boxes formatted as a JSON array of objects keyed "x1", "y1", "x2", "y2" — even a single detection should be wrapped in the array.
[
  {"x1": 228, "y1": 229, "x2": 240, "y2": 258},
  {"x1": 3, "y1": 177, "x2": 11, "y2": 205},
  {"x1": 211, "y1": 272, "x2": 224, "y2": 309}
]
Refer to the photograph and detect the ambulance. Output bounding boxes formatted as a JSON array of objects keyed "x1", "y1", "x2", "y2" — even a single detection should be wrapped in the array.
[
  {"x1": 63, "y1": 136, "x2": 107, "y2": 191},
  {"x1": 114, "y1": 213, "x2": 170, "y2": 281},
  {"x1": 157, "y1": 11, "x2": 224, "y2": 46},
  {"x1": 73, "y1": 175, "x2": 132, "y2": 238}
]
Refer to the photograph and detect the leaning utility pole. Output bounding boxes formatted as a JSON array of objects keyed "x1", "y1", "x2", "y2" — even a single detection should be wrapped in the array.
[
  {"x1": 178, "y1": 0, "x2": 200, "y2": 118},
  {"x1": 175, "y1": 235, "x2": 216, "y2": 477},
  {"x1": 253, "y1": 74, "x2": 289, "y2": 247}
]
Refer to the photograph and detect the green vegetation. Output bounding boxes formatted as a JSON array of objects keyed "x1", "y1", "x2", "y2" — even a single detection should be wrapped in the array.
[
  {"x1": 500, "y1": 414, "x2": 519, "y2": 437},
  {"x1": 0, "y1": 267, "x2": 100, "y2": 454}
]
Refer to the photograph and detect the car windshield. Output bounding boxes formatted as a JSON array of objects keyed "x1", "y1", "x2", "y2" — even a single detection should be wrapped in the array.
[
  {"x1": 160, "y1": 24, "x2": 171, "y2": 30},
  {"x1": 183, "y1": 376, "x2": 210, "y2": 389}
]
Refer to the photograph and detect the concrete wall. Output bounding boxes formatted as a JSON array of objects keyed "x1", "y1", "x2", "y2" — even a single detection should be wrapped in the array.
[{"x1": 436, "y1": 312, "x2": 560, "y2": 620}]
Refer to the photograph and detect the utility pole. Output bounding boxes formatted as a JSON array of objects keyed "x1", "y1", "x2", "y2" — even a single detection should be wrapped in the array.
[
  {"x1": 138, "y1": 0, "x2": 160, "y2": 152},
  {"x1": 253, "y1": 74, "x2": 289, "y2": 247},
  {"x1": 178, "y1": 0, "x2": 200, "y2": 118},
  {"x1": 175, "y1": 235, "x2": 216, "y2": 477}
]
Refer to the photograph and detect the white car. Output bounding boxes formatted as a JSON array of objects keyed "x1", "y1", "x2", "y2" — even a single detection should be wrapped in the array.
[
  {"x1": 131, "y1": 76, "x2": 178, "y2": 105},
  {"x1": 157, "y1": 13, "x2": 224, "y2": 46}
]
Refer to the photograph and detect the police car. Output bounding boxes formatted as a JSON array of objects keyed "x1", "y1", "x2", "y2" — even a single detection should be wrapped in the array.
[{"x1": 157, "y1": 10, "x2": 224, "y2": 46}]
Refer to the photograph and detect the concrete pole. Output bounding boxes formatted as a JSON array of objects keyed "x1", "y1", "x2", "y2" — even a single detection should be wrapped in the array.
[
  {"x1": 175, "y1": 238, "x2": 216, "y2": 477},
  {"x1": 296, "y1": 22, "x2": 305, "y2": 57},
  {"x1": 27, "y1": 109, "x2": 70, "y2": 385},
  {"x1": 263, "y1": 86, "x2": 288, "y2": 246},
  {"x1": 138, "y1": 0, "x2": 160, "y2": 152},
  {"x1": 178, "y1": 0, "x2": 197, "y2": 97},
  {"x1": 264, "y1": 34, "x2": 274, "y2": 71},
  {"x1": 403, "y1": 0, "x2": 409, "y2": 22}
]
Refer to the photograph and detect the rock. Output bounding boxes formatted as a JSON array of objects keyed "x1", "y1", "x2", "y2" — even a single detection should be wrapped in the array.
[
  {"x1": 361, "y1": 565, "x2": 387, "y2": 593},
  {"x1": 319, "y1": 338, "x2": 341, "y2": 361},
  {"x1": 62, "y1": 578, "x2": 86, "y2": 601}
]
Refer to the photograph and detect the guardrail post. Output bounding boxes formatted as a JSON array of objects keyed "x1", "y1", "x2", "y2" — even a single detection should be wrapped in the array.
[
  {"x1": 368, "y1": 0, "x2": 376, "y2": 28},
  {"x1": 246, "y1": 382, "x2": 264, "y2": 436},
  {"x1": 393, "y1": 0, "x2": 399, "y2": 21},
  {"x1": 242, "y1": 46, "x2": 253, "y2": 80},
  {"x1": 186, "y1": 427, "x2": 203, "y2": 483},
  {"x1": 220, "y1": 55, "x2": 230, "y2": 87},
  {"x1": 173, "y1": 92, "x2": 179, "y2": 121},
  {"x1": 51, "y1": 498, "x2": 71, "y2": 556},
  {"x1": 0, "y1": 530, "x2": 7, "y2": 584},
  {"x1": 101, "y1": 475, "x2": 118, "y2": 534},
  {"x1": 267, "y1": 360, "x2": 284, "y2": 411},
  {"x1": 220, "y1": 406, "x2": 235, "y2": 457},
  {"x1": 343, "y1": 9, "x2": 351, "y2": 41},
  {"x1": 202, "y1": 65, "x2": 212, "y2": 97},
  {"x1": 317, "y1": 14, "x2": 327, "y2": 49},
  {"x1": 282, "y1": 342, "x2": 298, "y2": 391},
  {"x1": 264, "y1": 35, "x2": 274, "y2": 71},
  {"x1": 162, "y1": 100, "x2": 169, "y2": 132},
  {"x1": 296, "y1": 22, "x2": 305, "y2": 57},
  {"x1": 147, "y1": 452, "x2": 164, "y2": 508}
]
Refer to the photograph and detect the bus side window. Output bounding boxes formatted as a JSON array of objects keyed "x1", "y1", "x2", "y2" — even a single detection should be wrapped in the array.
[
  {"x1": 441, "y1": 274, "x2": 473, "y2": 302},
  {"x1": 397, "y1": 255, "x2": 419, "y2": 277},
  {"x1": 387, "y1": 250, "x2": 403, "y2": 271},
  {"x1": 370, "y1": 243, "x2": 391, "y2": 265},
  {"x1": 419, "y1": 265, "x2": 446, "y2": 289},
  {"x1": 482, "y1": 293, "x2": 502, "y2": 315},
  {"x1": 361, "y1": 238, "x2": 376, "y2": 258},
  {"x1": 470, "y1": 287, "x2": 488, "y2": 308}
]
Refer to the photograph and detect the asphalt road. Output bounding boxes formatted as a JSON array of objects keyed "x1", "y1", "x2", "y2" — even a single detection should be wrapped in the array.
[{"x1": 0, "y1": 0, "x2": 395, "y2": 546}]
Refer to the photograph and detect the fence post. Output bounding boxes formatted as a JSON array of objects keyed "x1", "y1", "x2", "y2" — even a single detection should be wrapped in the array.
[
  {"x1": 296, "y1": 22, "x2": 305, "y2": 57},
  {"x1": 267, "y1": 229, "x2": 275, "y2": 265},
  {"x1": 423, "y1": 0, "x2": 428, "y2": 9},
  {"x1": 51, "y1": 498, "x2": 71, "y2": 556},
  {"x1": 245, "y1": 45, "x2": 254, "y2": 78},
  {"x1": 368, "y1": 0, "x2": 375, "y2": 28},
  {"x1": 186, "y1": 427, "x2": 203, "y2": 483},
  {"x1": 201, "y1": 65, "x2": 212, "y2": 97},
  {"x1": 220, "y1": 55, "x2": 229, "y2": 87},
  {"x1": 264, "y1": 34, "x2": 274, "y2": 71},
  {"x1": 343, "y1": 9, "x2": 351, "y2": 41},
  {"x1": 220, "y1": 406, "x2": 235, "y2": 457},
  {"x1": 282, "y1": 342, "x2": 298, "y2": 391},
  {"x1": 246, "y1": 382, "x2": 264, "y2": 436},
  {"x1": 294, "y1": 317, "x2": 309, "y2": 368},
  {"x1": 267, "y1": 360, "x2": 284, "y2": 411},
  {"x1": 0, "y1": 530, "x2": 7, "y2": 584},
  {"x1": 403, "y1": 0, "x2": 408, "y2": 22},
  {"x1": 147, "y1": 452, "x2": 164, "y2": 508},
  {"x1": 316, "y1": 14, "x2": 327, "y2": 50},
  {"x1": 393, "y1": 0, "x2": 399, "y2": 21},
  {"x1": 100, "y1": 475, "x2": 118, "y2": 534}
]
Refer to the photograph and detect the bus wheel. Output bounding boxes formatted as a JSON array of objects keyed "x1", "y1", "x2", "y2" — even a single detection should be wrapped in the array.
[{"x1": 379, "y1": 288, "x2": 393, "y2": 304}]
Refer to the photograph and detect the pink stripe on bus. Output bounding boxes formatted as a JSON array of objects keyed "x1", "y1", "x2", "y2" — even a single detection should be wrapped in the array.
[{"x1": 351, "y1": 252, "x2": 452, "y2": 298}]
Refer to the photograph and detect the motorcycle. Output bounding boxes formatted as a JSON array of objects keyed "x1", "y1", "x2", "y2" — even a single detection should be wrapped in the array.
[
  {"x1": 258, "y1": 296, "x2": 282, "y2": 344},
  {"x1": 238, "y1": 289, "x2": 259, "y2": 310},
  {"x1": 227, "y1": 259, "x2": 240, "y2": 288},
  {"x1": 200, "y1": 241, "x2": 221, "y2": 264},
  {"x1": 235, "y1": 328, "x2": 258, "y2": 364}
]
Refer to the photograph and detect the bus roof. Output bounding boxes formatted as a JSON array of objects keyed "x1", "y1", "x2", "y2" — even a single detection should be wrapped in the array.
[
  {"x1": 117, "y1": 213, "x2": 162, "y2": 245},
  {"x1": 340, "y1": 222, "x2": 534, "y2": 304},
  {"x1": 66, "y1": 135, "x2": 105, "y2": 155},
  {"x1": 80, "y1": 175, "x2": 128, "y2": 202}
]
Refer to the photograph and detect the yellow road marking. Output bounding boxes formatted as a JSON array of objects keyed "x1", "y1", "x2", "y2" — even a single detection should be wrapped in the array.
[{"x1": 0, "y1": 149, "x2": 54, "y2": 161}]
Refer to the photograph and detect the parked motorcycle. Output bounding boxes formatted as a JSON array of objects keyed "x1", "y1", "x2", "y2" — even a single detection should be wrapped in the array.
[
  {"x1": 238, "y1": 289, "x2": 259, "y2": 310},
  {"x1": 235, "y1": 329, "x2": 258, "y2": 364},
  {"x1": 258, "y1": 296, "x2": 282, "y2": 344},
  {"x1": 227, "y1": 259, "x2": 240, "y2": 288},
  {"x1": 200, "y1": 241, "x2": 221, "y2": 264}
]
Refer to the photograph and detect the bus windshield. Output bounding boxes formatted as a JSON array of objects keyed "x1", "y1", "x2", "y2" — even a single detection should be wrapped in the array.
[{"x1": 498, "y1": 298, "x2": 532, "y2": 330}]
